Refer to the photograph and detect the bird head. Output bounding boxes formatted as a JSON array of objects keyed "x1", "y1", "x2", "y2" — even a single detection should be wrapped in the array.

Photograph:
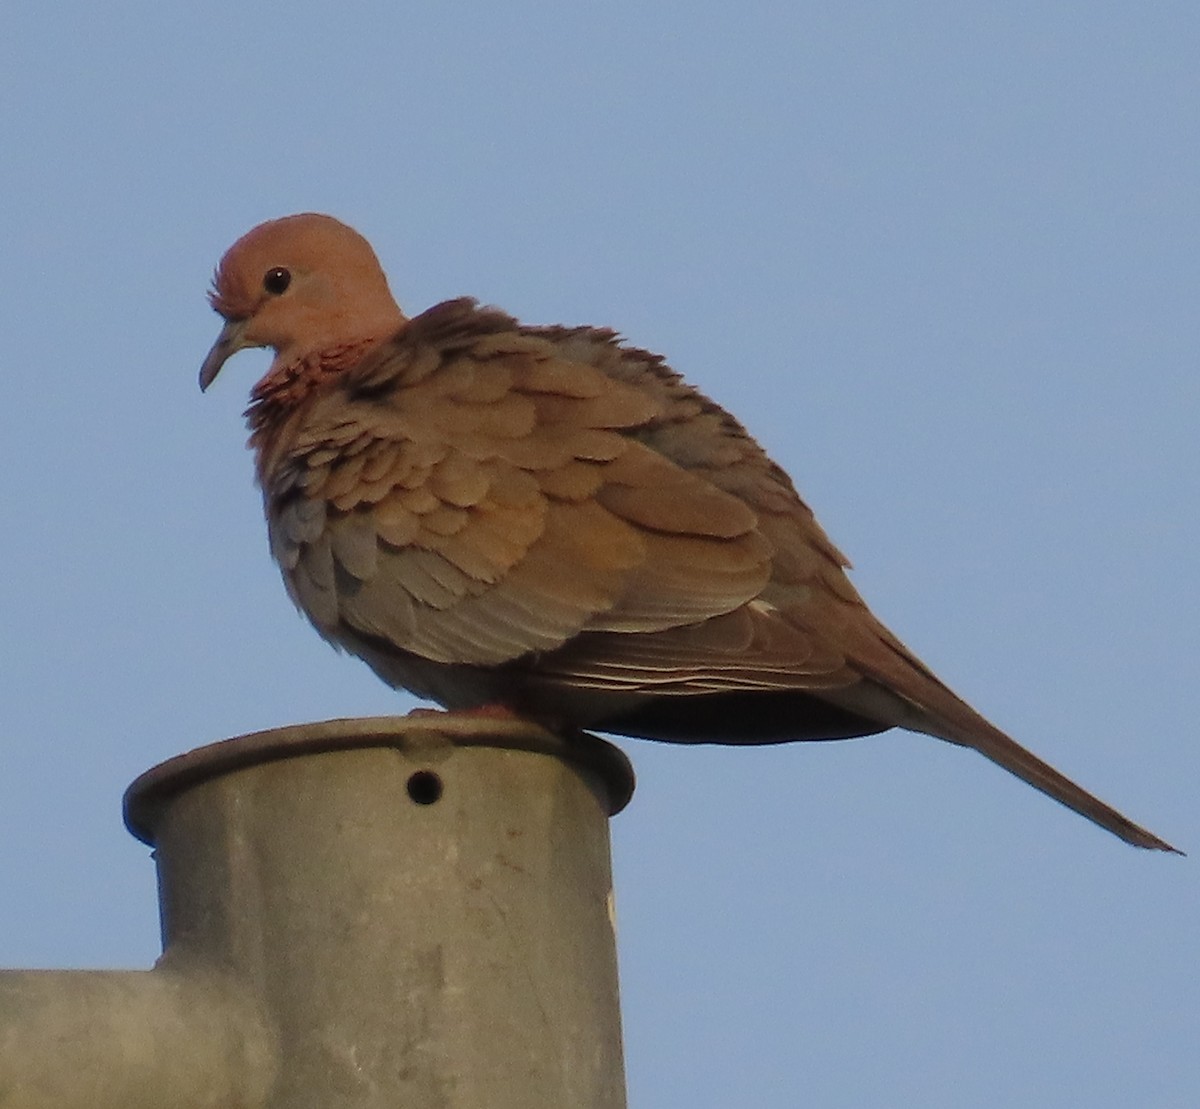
[{"x1": 199, "y1": 213, "x2": 406, "y2": 390}]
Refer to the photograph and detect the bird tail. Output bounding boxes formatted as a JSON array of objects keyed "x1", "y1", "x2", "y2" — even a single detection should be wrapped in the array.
[{"x1": 919, "y1": 704, "x2": 1180, "y2": 853}]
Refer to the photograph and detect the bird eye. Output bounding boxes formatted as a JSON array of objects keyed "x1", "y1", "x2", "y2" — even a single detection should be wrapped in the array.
[{"x1": 263, "y1": 267, "x2": 291, "y2": 295}]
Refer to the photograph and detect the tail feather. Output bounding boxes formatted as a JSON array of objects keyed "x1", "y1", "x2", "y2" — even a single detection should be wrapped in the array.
[
  {"x1": 928, "y1": 710, "x2": 1180, "y2": 853},
  {"x1": 844, "y1": 624, "x2": 1180, "y2": 852}
]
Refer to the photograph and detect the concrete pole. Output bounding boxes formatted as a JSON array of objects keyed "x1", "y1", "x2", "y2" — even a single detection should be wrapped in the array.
[{"x1": 0, "y1": 714, "x2": 634, "y2": 1109}]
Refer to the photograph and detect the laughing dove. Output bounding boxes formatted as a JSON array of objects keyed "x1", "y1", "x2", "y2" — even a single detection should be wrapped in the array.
[{"x1": 200, "y1": 213, "x2": 1176, "y2": 852}]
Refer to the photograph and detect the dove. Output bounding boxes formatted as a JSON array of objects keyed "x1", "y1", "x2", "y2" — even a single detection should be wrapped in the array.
[{"x1": 200, "y1": 212, "x2": 1177, "y2": 852}]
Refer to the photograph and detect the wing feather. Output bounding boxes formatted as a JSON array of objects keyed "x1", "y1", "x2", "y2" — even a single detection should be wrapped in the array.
[{"x1": 261, "y1": 300, "x2": 860, "y2": 688}]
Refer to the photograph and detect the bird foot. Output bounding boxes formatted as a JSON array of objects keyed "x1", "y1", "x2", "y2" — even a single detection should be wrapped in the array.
[{"x1": 407, "y1": 704, "x2": 523, "y2": 721}]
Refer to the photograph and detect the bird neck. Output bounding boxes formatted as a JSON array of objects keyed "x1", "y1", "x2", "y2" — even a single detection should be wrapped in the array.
[{"x1": 244, "y1": 337, "x2": 383, "y2": 475}]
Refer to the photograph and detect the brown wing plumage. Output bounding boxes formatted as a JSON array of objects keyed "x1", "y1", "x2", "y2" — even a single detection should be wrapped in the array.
[
  {"x1": 264, "y1": 300, "x2": 772, "y2": 678},
  {"x1": 255, "y1": 300, "x2": 1176, "y2": 851}
]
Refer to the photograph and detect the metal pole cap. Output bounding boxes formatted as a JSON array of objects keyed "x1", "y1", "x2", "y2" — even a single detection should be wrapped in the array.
[{"x1": 124, "y1": 713, "x2": 636, "y2": 845}]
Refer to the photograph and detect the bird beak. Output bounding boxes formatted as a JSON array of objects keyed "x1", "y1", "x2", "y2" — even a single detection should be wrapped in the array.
[{"x1": 199, "y1": 317, "x2": 252, "y2": 392}]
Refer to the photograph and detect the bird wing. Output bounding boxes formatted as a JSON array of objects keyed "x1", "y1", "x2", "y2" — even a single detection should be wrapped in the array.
[
  {"x1": 253, "y1": 298, "x2": 1177, "y2": 851},
  {"x1": 262, "y1": 299, "x2": 796, "y2": 668}
]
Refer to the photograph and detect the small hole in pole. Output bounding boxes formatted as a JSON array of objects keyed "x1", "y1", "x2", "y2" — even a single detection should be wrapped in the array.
[{"x1": 406, "y1": 770, "x2": 443, "y2": 805}]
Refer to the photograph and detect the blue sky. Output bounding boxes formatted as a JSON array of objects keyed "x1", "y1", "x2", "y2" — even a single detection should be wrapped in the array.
[{"x1": 3, "y1": 3, "x2": 1198, "y2": 1105}]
